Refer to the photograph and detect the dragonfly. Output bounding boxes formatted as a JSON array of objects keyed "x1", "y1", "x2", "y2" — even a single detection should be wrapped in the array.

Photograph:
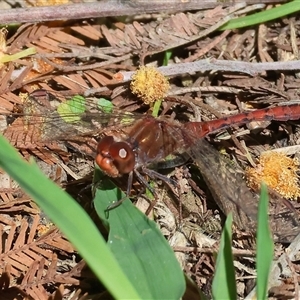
[{"x1": 3, "y1": 90, "x2": 300, "y2": 241}]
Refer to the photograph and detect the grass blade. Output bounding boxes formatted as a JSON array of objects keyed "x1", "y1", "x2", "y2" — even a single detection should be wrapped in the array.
[
  {"x1": 221, "y1": 0, "x2": 300, "y2": 30},
  {"x1": 256, "y1": 183, "x2": 274, "y2": 299},
  {"x1": 0, "y1": 135, "x2": 140, "y2": 299},
  {"x1": 212, "y1": 213, "x2": 237, "y2": 300}
]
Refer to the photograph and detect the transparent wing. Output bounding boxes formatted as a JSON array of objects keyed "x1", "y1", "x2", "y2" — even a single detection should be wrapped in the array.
[
  {"x1": 3, "y1": 90, "x2": 140, "y2": 147},
  {"x1": 189, "y1": 139, "x2": 300, "y2": 242}
]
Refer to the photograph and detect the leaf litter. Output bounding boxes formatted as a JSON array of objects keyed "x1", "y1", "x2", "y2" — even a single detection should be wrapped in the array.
[{"x1": 0, "y1": 1, "x2": 300, "y2": 299}]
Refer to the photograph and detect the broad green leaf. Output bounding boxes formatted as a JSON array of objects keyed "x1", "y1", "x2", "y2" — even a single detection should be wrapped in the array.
[{"x1": 93, "y1": 168, "x2": 186, "y2": 300}]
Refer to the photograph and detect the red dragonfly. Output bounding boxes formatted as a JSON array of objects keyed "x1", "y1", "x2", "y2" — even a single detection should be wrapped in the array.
[{"x1": 4, "y1": 90, "x2": 300, "y2": 241}]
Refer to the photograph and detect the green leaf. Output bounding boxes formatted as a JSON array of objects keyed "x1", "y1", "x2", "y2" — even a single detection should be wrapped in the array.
[
  {"x1": 0, "y1": 47, "x2": 36, "y2": 63},
  {"x1": 152, "y1": 99, "x2": 162, "y2": 118},
  {"x1": 57, "y1": 95, "x2": 86, "y2": 122},
  {"x1": 256, "y1": 183, "x2": 274, "y2": 300},
  {"x1": 163, "y1": 50, "x2": 172, "y2": 66},
  {"x1": 0, "y1": 135, "x2": 140, "y2": 300},
  {"x1": 93, "y1": 168, "x2": 186, "y2": 300},
  {"x1": 98, "y1": 98, "x2": 114, "y2": 113},
  {"x1": 220, "y1": 0, "x2": 300, "y2": 30},
  {"x1": 212, "y1": 213, "x2": 237, "y2": 300}
]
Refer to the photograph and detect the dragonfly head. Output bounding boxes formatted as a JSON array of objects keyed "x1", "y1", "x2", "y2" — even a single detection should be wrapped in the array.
[{"x1": 96, "y1": 136, "x2": 135, "y2": 177}]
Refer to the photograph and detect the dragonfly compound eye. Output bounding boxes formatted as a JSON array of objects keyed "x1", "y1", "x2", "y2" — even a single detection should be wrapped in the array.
[
  {"x1": 109, "y1": 142, "x2": 135, "y2": 175},
  {"x1": 96, "y1": 136, "x2": 119, "y2": 177},
  {"x1": 97, "y1": 136, "x2": 114, "y2": 155}
]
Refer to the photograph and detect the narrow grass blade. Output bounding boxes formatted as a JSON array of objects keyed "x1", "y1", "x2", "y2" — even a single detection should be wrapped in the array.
[
  {"x1": 221, "y1": 0, "x2": 300, "y2": 30},
  {"x1": 163, "y1": 50, "x2": 172, "y2": 66},
  {"x1": 0, "y1": 135, "x2": 140, "y2": 300},
  {"x1": 212, "y1": 213, "x2": 237, "y2": 300},
  {"x1": 256, "y1": 183, "x2": 274, "y2": 300}
]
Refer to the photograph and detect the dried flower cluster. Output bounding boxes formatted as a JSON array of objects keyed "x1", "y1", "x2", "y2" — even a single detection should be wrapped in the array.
[
  {"x1": 246, "y1": 151, "x2": 300, "y2": 199},
  {"x1": 130, "y1": 66, "x2": 170, "y2": 105}
]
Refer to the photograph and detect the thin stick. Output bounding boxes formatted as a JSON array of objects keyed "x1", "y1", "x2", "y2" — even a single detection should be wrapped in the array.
[{"x1": 0, "y1": 0, "x2": 287, "y2": 25}]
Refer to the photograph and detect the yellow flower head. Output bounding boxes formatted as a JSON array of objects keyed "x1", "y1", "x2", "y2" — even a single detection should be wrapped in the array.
[
  {"x1": 130, "y1": 66, "x2": 169, "y2": 105},
  {"x1": 246, "y1": 152, "x2": 300, "y2": 199}
]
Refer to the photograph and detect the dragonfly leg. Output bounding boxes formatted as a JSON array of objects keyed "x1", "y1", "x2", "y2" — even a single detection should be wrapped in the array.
[
  {"x1": 140, "y1": 167, "x2": 181, "y2": 217},
  {"x1": 133, "y1": 168, "x2": 158, "y2": 216},
  {"x1": 105, "y1": 171, "x2": 135, "y2": 211}
]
